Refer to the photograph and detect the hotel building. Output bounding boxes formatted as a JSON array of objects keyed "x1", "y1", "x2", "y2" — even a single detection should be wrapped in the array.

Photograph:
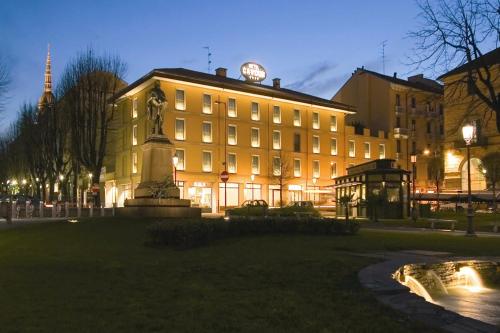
[
  {"x1": 103, "y1": 67, "x2": 392, "y2": 211},
  {"x1": 333, "y1": 68, "x2": 444, "y2": 192}
]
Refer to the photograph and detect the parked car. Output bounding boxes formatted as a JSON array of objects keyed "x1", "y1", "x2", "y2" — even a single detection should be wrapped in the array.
[
  {"x1": 268, "y1": 200, "x2": 321, "y2": 217},
  {"x1": 226, "y1": 200, "x2": 269, "y2": 217}
]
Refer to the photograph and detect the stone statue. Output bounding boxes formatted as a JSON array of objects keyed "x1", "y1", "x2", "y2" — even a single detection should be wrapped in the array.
[{"x1": 147, "y1": 81, "x2": 167, "y2": 136}]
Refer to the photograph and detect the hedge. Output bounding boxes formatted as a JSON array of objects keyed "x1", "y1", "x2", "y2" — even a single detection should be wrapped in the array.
[{"x1": 147, "y1": 217, "x2": 360, "y2": 249}]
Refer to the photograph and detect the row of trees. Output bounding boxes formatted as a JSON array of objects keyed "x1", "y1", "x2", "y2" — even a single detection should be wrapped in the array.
[{"x1": 0, "y1": 48, "x2": 126, "y2": 206}]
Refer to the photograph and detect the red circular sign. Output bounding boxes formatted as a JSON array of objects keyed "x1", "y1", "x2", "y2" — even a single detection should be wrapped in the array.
[{"x1": 220, "y1": 171, "x2": 229, "y2": 182}]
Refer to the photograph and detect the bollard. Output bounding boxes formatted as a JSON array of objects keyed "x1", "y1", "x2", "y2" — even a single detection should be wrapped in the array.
[
  {"x1": 112, "y1": 204, "x2": 115, "y2": 217},
  {"x1": 6, "y1": 201, "x2": 12, "y2": 224},
  {"x1": 77, "y1": 204, "x2": 81, "y2": 218},
  {"x1": 65, "y1": 202, "x2": 69, "y2": 218},
  {"x1": 39, "y1": 202, "x2": 44, "y2": 218},
  {"x1": 12, "y1": 202, "x2": 17, "y2": 219},
  {"x1": 52, "y1": 202, "x2": 56, "y2": 218},
  {"x1": 101, "y1": 205, "x2": 104, "y2": 217},
  {"x1": 89, "y1": 203, "x2": 93, "y2": 217}
]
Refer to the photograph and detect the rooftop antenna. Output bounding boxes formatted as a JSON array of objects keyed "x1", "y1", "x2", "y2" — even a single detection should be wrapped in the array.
[
  {"x1": 203, "y1": 46, "x2": 212, "y2": 73},
  {"x1": 380, "y1": 40, "x2": 387, "y2": 74}
]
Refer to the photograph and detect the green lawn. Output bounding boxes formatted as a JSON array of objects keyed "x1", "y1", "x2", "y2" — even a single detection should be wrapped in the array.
[
  {"x1": 0, "y1": 218, "x2": 499, "y2": 332},
  {"x1": 363, "y1": 211, "x2": 499, "y2": 232}
]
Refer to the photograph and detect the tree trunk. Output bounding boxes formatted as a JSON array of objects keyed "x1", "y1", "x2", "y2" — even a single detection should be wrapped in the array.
[
  {"x1": 436, "y1": 181, "x2": 440, "y2": 212},
  {"x1": 92, "y1": 172, "x2": 101, "y2": 208},
  {"x1": 493, "y1": 184, "x2": 497, "y2": 214}
]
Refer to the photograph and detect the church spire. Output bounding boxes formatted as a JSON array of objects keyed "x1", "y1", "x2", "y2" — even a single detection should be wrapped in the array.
[
  {"x1": 44, "y1": 44, "x2": 52, "y2": 93},
  {"x1": 38, "y1": 44, "x2": 55, "y2": 111}
]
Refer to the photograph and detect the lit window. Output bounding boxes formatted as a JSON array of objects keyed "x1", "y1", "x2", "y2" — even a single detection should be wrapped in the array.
[
  {"x1": 251, "y1": 127, "x2": 260, "y2": 147},
  {"x1": 202, "y1": 151, "x2": 212, "y2": 172},
  {"x1": 228, "y1": 125, "x2": 237, "y2": 145},
  {"x1": 251, "y1": 155, "x2": 260, "y2": 174},
  {"x1": 330, "y1": 162, "x2": 337, "y2": 179},
  {"x1": 379, "y1": 144, "x2": 385, "y2": 159},
  {"x1": 132, "y1": 152, "x2": 137, "y2": 173},
  {"x1": 273, "y1": 106, "x2": 281, "y2": 124},
  {"x1": 331, "y1": 138, "x2": 337, "y2": 156},
  {"x1": 251, "y1": 102, "x2": 260, "y2": 121},
  {"x1": 202, "y1": 94, "x2": 212, "y2": 114},
  {"x1": 312, "y1": 160, "x2": 320, "y2": 178},
  {"x1": 312, "y1": 112, "x2": 320, "y2": 129},
  {"x1": 348, "y1": 140, "x2": 355, "y2": 157},
  {"x1": 228, "y1": 98, "x2": 237, "y2": 117},
  {"x1": 132, "y1": 97, "x2": 138, "y2": 118},
  {"x1": 273, "y1": 157, "x2": 281, "y2": 176},
  {"x1": 175, "y1": 149, "x2": 185, "y2": 170},
  {"x1": 294, "y1": 159, "x2": 301, "y2": 177},
  {"x1": 272, "y1": 130, "x2": 281, "y2": 150},
  {"x1": 175, "y1": 118, "x2": 185, "y2": 140},
  {"x1": 202, "y1": 121, "x2": 212, "y2": 143},
  {"x1": 293, "y1": 109, "x2": 301, "y2": 127},
  {"x1": 364, "y1": 142, "x2": 370, "y2": 159},
  {"x1": 312, "y1": 135, "x2": 320, "y2": 154},
  {"x1": 227, "y1": 153, "x2": 237, "y2": 173},
  {"x1": 132, "y1": 124, "x2": 138, "y2": 145},
  {"x1": 330, "y1": 115, "x2": 337, "y2": 132},
  {"x1": 175, "y1": 89, "x2": 185, "y2": 110}
]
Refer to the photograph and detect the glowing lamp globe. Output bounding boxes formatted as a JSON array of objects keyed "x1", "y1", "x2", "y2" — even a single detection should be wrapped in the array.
[{"x1": 462, "y1": 124, "x2": 474, "y2": 144}]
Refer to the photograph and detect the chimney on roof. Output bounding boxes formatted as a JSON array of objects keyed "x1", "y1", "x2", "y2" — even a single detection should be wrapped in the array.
[
  {"x1": 273, "y1": 78, "x2": 281, "y2": 89},
  {"x1": 393, "y1": 72, "x2": 397, "y2": 78},
  {"x1": 215, "y1": 67, "x2": 227, "y2": 78}
]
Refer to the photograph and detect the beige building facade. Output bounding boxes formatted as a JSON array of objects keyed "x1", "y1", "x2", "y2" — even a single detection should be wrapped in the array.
[
  {"x1": 103, "y1": 67, "x2": 392, "y2": 211},
  {"x1": 440, "y1": 48, "x2": 500, "y2": 192},
  {"x1": 333, "y1": 68, "x2": 444, "y2": 192}
]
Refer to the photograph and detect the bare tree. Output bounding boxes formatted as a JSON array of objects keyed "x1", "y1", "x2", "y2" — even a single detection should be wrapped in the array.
[
  {"x1": 0, "y1": 56, "x2": 10, "y2": 114},
  {"x1": 427, "y1": 155, "x2": 444, "y2": 211},
  {"x1": 58, "y1": 48, "x2": 127, "y2": 206},
  {"x1": 479, "y1": 152, "x2": 500, "y2": 212},
  {"x1": 409, "y1": 0, "x2": 499, "y2": 131},
  {"x1": 270, "y1": 151, "x2": 294, "y2": 207}
]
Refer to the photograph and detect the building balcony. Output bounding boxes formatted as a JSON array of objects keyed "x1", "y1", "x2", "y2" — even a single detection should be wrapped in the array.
[
  {"x1": 393, "y1": 127, "x2": 409, "y2": 139},
  {"x1": 395, "y1": 105, "x2": 404, "y2": 116}
]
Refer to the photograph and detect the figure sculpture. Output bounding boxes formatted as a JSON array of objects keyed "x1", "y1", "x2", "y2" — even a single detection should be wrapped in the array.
[{"x1": 147, "y1": 81, "x2": 167, "y2": 136}]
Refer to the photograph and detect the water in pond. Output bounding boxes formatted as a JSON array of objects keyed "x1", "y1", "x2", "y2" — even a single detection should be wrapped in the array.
[{"x1": 399, "y1": 264, "x2": 500, "y2": 326}]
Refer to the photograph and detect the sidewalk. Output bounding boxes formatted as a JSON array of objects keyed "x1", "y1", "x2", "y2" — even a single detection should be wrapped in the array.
[
  {"x1": 0, "y1": 217, "x2": 69, "y2": 230},
  {"x1": 362, "y1": 224, "x2": 500, "y2": 238}
]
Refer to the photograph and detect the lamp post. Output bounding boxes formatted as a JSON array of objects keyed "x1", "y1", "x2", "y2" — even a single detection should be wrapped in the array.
[
  {"x1": 250, "y1": 174, "x2": 255, "y2": 200},
  {"x1": 462, "y1": 123, "x2": 476, "y2": 237},
  {"x1": 172, "y1": 155, "x2": 179, "y2": 185},
  {"x1": 410, "y1": 153, "x2": 417, "y2": 222},
  {"x1": 312, "y1": 177, "x2": 317, "y2": 203}
]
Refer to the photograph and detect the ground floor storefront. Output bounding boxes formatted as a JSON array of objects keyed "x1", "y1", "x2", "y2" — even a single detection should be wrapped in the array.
[{"x1": 104, "y1": 175, "x2": 336, "y2": 212}]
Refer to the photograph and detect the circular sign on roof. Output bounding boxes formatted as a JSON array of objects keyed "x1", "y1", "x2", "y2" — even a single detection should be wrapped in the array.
[{"x1": 240, "y1": 62, "x2": 267, "y2": 82}]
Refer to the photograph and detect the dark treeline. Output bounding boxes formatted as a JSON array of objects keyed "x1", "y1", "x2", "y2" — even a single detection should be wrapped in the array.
[{"x1": 0, "y1": 47, "x2": 126, "y2": 207}]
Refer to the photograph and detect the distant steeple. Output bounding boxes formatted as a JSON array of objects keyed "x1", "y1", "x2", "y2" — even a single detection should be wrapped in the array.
[
  {"x1": 44, "y1": 44, "x2": 52, "y2": 93},
  {"x1": 38, "y1": 44, "x2": 55, "y2": 111}
]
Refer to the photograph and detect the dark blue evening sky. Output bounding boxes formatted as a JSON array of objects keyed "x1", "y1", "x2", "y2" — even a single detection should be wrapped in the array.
[{"x1": 1, "y1": 0, "x2": 424, "y2": 131}]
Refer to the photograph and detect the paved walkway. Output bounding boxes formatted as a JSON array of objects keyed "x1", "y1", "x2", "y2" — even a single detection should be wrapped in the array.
[
  {"x1": 0, "y1": 217, "x2": 69, "y2": 230},
  {"x1": 362, "y1": 224, "x2": 500, "y2": 238}
]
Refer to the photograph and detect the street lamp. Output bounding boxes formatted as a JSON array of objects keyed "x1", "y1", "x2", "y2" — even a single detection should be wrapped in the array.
[
  {"x1": 462, "y1": 123, "x2": 476, "y2": 237},
  {"x1": 411, "y1": 153, "x2": 417, "y2": 222},
  {"x1": 172, "y1": 155, "x2": 179, "y2": 185},
  {"x1": 250, "y1": 174, "x2": 255, "y2": 200}
]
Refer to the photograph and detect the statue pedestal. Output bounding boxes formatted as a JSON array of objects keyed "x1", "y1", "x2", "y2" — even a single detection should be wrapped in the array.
[{"x1": 120, "y1": 135, "x2": 201, "y2": 218}]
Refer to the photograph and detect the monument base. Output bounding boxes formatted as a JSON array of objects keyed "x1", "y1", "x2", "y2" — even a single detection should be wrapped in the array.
[{"x1": 119, "y1": 198, "x2": 201, "y2": 218}]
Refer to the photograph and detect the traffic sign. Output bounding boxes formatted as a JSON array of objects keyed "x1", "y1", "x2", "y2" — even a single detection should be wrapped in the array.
[{"x1": 220, "y1": 171, "x2": 229, "y2": 182}]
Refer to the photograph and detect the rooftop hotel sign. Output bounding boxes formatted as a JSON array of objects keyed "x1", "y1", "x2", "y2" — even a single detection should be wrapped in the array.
[{"x1": 240, "y1": 62, "x2": 266, "y2": 82}]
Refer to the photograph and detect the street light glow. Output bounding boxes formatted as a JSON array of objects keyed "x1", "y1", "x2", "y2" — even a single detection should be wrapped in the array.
[{"x1": 462, "y1": 123, "x2": 474, "y2": 145}]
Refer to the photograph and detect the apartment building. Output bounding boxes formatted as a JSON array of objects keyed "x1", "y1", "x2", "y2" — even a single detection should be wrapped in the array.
[
  {"x1": 103, "y1": 66, "x2": 391, "y2": 211},
  {"x1": 332, "y1": 68, "x2": 444, "y2": 192}
]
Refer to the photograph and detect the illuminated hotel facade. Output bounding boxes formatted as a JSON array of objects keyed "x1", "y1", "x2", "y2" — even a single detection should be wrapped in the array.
[{"x1": 103, "y1": 67, "x2": 393, "y2": 211}]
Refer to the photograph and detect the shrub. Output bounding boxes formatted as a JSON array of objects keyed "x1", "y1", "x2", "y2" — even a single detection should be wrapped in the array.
[{"x1": 147, "y1": 217, "x2": 360, "y2": 249}]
